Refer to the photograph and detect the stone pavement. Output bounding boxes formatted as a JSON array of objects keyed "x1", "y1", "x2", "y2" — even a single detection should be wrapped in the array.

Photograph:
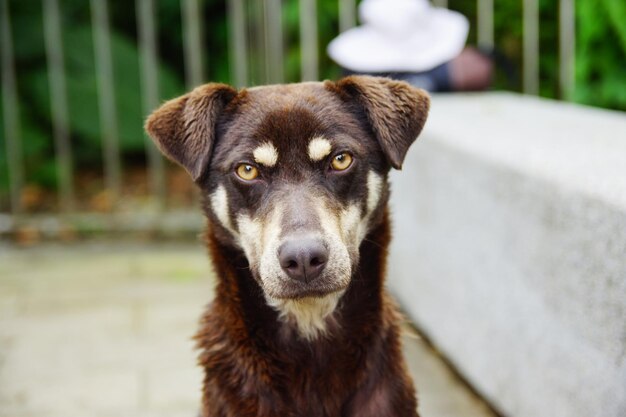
[{"x1": 0, "y1": 242, "x2": 497, "y2": 417}]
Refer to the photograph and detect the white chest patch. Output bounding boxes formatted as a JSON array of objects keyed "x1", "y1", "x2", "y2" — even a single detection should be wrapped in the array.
[
  {"x1": 307, "y1": 137, "x2": 332, "y2": 161},
  {"x1": 268, "y1": 291, "x2": 344, "y2": 340},
  {"x1": 253, "y1": 142, "x2": 279, "y2": 167}
]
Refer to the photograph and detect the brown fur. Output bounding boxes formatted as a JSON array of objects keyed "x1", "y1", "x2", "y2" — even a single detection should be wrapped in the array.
[
  {"x1": 145, "y1": 76, "x2": 430, "y2": 417},
  {"x1": 327, "y1": 77, "x2": 429, "y2": 169},
  {"x1": 196, "y1": 213, "x2": 418, "y2": 417},
  {"x1": 146, "y1": 83, "x2": 237, "y2": 181}
]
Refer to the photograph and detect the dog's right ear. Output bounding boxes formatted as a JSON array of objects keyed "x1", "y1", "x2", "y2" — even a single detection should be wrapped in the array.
[
  {"x1": 145, "y1": 83, "x2": 237, "y2": 182},
  {"x1": 326, "y1": 76, "x2": 430, "y2": 170}
]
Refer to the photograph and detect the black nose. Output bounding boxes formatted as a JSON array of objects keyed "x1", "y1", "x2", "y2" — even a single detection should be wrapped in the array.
[{"x1": 278, "y1": 237, "x2": 328, "y2": 284}]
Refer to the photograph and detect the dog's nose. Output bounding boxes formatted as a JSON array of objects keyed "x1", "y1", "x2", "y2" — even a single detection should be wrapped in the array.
[{"x1": 278, "y1": 238, "x2": 328, "y2": 283}]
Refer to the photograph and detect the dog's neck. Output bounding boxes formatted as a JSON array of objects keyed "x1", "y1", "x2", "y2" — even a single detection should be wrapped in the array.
[{"x1": 204, "y1": 210, "x2": 391, "y2": 344}]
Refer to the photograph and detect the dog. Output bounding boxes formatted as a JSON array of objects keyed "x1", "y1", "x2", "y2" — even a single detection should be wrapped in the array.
[{"x1": 145, "y1": 75, "x2": 429, "y2": 417}]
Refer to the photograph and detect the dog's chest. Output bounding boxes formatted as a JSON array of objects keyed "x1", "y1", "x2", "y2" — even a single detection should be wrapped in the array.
[
  {"x1": 204, "y1": 328, "x2": 369, "y2": 416},
  {"x1": 262, "y1": 361, "x2": 362, "y2": 416}
]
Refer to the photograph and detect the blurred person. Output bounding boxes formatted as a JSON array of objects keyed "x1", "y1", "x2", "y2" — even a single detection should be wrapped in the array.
[{"x1": 327, "y1": 0, "x2": 494, "y2": 92}]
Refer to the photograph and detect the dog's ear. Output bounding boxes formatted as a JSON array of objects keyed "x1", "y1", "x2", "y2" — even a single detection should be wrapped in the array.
[
  {"x1": 327, "y1": 76, "x2": 430, "y2": 170},
  {"x1": 145, "y1": 83, "x2": 237, "y2": 181}
]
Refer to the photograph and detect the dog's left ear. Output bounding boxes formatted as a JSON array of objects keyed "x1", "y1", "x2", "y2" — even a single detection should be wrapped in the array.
[
  {"x1": 145, "y1": 83, "x2": 237, "y2": 181},
  {"x1": 327, "y1": 76, "x2": 430, "y2": 170}
]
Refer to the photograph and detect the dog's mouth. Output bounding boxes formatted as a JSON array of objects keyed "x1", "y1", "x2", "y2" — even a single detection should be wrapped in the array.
[
  {"x1": 257, "y1": 246, "x2": 352, "y2": 300},
  {"x1": 265, "y1": 279, "x2": 349, "y2": 301}
]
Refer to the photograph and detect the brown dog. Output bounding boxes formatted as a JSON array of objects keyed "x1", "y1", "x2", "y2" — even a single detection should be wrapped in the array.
[{"x1": 146, "y1": 76, "x2": 429, "y2": 417}]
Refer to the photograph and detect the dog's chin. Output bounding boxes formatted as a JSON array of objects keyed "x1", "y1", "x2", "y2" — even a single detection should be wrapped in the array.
[
  {"x1": 268, "y1": 283, "x2": 348, "y2": 301},
  {"x1": 259, "y1": 271, "x2": 350, "y2": 301}
]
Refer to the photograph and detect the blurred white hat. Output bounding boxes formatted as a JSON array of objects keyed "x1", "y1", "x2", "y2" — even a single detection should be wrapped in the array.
[{"x1": 327, "y1": 0, "x2": 469, "y2": 72}]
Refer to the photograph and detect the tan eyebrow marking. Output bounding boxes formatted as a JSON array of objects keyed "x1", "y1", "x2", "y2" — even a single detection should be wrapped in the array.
[
  {"x1": 308, "y1": 137, "x2": 332, "y2": 161},
  {"x1": 253, "y1": 142, "x2": 279, "y2": 167}
]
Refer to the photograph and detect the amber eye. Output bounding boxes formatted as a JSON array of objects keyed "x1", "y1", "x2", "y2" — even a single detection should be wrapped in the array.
[
  {"x1": 236, "y1": 164, "x2": 259, "y2": 181},
  {"x1": 330, "y1": 153, "x2": 353, "y2": 171}
]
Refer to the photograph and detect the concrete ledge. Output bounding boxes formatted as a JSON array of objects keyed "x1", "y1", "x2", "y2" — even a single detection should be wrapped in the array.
[{"x1": 388, "y1": 93, "x2": 626, "y2": 417}]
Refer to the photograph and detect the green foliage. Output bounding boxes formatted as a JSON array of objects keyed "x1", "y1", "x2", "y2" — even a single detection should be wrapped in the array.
[
  {"x1": 282, "y1": 0, "x2": 342, "y2": 83},
  {"x1": 575, "y1": 0, "x2": 626, "y2": 110},
  {"x1": 2, "y1": 0, "x2": 187, "y2": 195},
  {"x1": 1, "y1": 0, "x2": 625, "y2": 199},
  {"x1": 449, "y1": 0, "x2": 626, "y2": 109}
]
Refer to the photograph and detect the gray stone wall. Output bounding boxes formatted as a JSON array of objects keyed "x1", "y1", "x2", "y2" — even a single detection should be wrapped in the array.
[{"x1": 388, "y1": 93, "x2": 626, "y2": 417}]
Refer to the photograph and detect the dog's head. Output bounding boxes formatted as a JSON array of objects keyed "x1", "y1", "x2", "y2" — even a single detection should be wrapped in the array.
[{"x1": 146, "y1": 76, "x2": 429, "y2": 338}]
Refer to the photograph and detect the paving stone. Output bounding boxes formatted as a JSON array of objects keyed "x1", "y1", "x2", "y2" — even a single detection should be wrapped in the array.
[{"x1": 0, "y1": 242, "x2": 495, "y2": 417}]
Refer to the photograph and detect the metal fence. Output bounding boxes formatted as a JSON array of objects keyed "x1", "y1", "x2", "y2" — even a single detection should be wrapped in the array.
[{"x1": 1, "y1": 0, "x2": 576, "y2": 227}]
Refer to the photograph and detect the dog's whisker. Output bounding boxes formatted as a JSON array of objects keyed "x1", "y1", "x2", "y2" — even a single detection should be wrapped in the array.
[{"x1": 363, "y1": 237, "x2": 385, "y2": 249}]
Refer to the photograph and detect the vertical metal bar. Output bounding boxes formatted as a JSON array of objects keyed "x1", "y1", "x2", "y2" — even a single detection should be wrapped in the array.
[
  {"x1": 43, "y1": 0, "x2": 75, "y2": 211},
  {"x1": 265, "y1": 0, "x2": 284, "y2": 84},
  {"x1": 262, "y1": 1, "x2": 269, "y2": 84},
  {"x1": 1, "y1": 0, "x2": 24, "y2": 213},
  {"x1": 228, "y1": 0, "x2": 248, "y2": 87},
  {"x1": 252, "y1": 0, "x2": 267, "y2": 85},
  {"x1": 432, "y1": 0, "x2": 448, "y2": 8},
  {"x1": 91, "y1": 0, "x2": 122, "y2": 204},
  {"x1": 559, "y1": 0, "x2": 576, "y2": 101},
  {"x1": 299, "y1": 0, "x2": 318, "y2": 81},
  {"x1": 339, "y1": 0, "x2": 356, "y2": 33},
  {"x1": 181, "y1": 0, "x2": 204, "y2": 89},
  {"x1": 523, "y1": 0, "x2": 540, "y2": 95},
  {"x1": 136, "y1": 0, "x2": 166, "y2": 206},
  {"x1": 477, "y1": 0, "x2": 494, "y2": 48}
]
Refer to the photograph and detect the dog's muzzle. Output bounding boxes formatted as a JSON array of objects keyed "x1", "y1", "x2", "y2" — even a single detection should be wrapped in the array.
[{"x1": 278, "y1": 236, "x2": 328, "y2": 284}]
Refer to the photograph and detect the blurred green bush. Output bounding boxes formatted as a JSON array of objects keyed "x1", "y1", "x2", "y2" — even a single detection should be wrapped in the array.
[
  {"x1": 0, "y1": 0, "x2": 625, "y2": 199},
  {"x1": 450, "y1": 0, "x2": 626, "y2": 107}
]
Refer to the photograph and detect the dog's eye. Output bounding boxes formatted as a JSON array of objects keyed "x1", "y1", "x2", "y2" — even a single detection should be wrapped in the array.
[
  {"x1": 236, "y1": 164, "x2": 259, "y2": 181},
  {"x1": 330, "y1": 153, "x2": 353, "y2": 171}
]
